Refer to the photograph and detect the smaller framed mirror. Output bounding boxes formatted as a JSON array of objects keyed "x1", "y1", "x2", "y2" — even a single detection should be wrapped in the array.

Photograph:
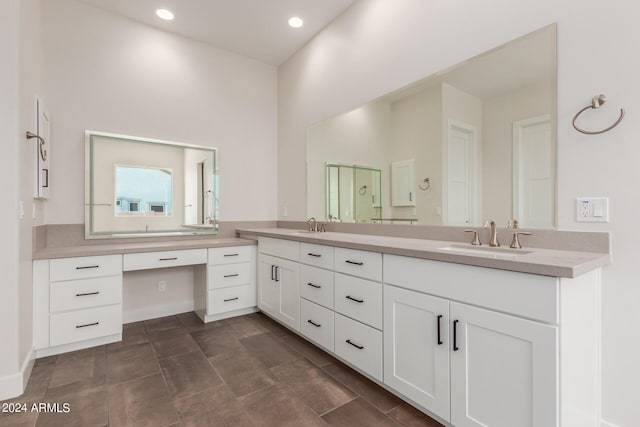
[{"x1": 85, "y1": 131, "x2": 218, "y2": 238}]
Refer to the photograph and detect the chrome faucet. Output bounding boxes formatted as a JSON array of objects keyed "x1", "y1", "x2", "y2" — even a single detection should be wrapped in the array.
[
  {"x1": 306, "y1": 217, "x2": 318, "y2": 232},
  {"x1": 483, "y1": 220, "x2": 500, "y2": 247}
]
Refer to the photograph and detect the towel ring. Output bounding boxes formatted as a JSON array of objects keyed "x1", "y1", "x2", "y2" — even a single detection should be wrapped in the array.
[
  {"x1": 358, "y1": 185, "x2": 367, "y2": 196},
  {"x1": 418, "y1": 178, "x2": 431, "y2": 191},
  {"x1": 572, "y1": 94, "x2": 625, "y2": 135}
]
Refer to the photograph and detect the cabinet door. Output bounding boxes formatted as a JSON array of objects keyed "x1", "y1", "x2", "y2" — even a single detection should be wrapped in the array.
[
  {"x1": 450, "y1": 302, "x2": 557, "y2": 427},
  {"x1": 391, "y1": 159, "x2": 415, "y2": 206},
  {"x1": 257, "y1": 254, "x2": 278, "y2": 317},
  {"x1": 275, "y1": 258, "x2": 300, "y2": 331},
  {"x1": 383, "y1": 285, "x2": 450, "y2": 421}
]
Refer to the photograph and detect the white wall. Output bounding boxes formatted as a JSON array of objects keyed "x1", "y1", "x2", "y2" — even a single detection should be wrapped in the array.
[
  {"x1": 389, "y1": 84, "x2": 442, "y2": 223},
  {"x1": 306, "y1": 100, "x2": 392, "y2": 220},
  {"x1": 0, "y1": 0, "x2": 41, "y2": 400},
  {"x1": 43, "y1": 0, "x2": 278, "y2": 224},
  {"x1": 0, "y1": 0, "x2": 22, "y2": 397},
  {"x1": 278, "y1": 1, "x2": 640, "y2": 425},
  {"x1": 482, "y1": 79, "x2": 553, "y2": 225}
]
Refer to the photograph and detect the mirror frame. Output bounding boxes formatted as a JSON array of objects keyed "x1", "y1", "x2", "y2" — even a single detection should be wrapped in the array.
[{"x1": 84, "y1": 131, "x2": 218, "y2": 239}]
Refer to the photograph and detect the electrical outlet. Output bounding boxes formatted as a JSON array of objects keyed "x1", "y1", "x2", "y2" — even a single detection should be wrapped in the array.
[
  {"x1": 576, "y1": 197, "x2": 609, "y2": 222},
  {"x1": 158, "y1": 281, "x2": 167, "y2": 292}
]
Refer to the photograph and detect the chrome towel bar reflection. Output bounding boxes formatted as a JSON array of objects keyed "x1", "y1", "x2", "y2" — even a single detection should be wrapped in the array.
[{"x1": 572, "y1": 94, "x2": 625, "y2": 135}]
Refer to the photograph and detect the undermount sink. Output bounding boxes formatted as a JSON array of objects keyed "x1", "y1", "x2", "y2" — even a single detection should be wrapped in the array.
[
  {"x1": 288, "y1": 230, "x2": 318, "y2": 235},
  {"x1": 437, "y1": 244, "x2": 533, "y2": 258}
]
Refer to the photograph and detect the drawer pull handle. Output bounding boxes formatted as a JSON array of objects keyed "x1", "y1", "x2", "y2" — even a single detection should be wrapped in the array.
[
  {"x1": 346, "y1": 295, "x2": 364, "y2": 303},
  {"x1": 271, "y1": 265, "x2": 275, "y2": 281},
  {"x1": 76, "y1": 265, "x2": 99, "y2": 270},
  {"x1": 307, "y1": 319, "x2": 321, "y2": 328},
  {"x1": 76, "y1": 291, "x2": 100, "y2": 297},
  {"x1": 76, "y1": 322, "x2": 99, "y2": 329},
  {"x1": 224, "y1": 274, "x2": 239, "y2": 278},
  {"x1": 275, "y1": 266, "x2": 280, "y2": 282},
  {"x1": 224, "y1": 297, "x2": 239, "y2": 302},
  {"x1": 307, "y1": 282, "x2": 321, "y2": 289},
  {"x1": 223, "y1": 253, "x2": 239, "y2": 257},
  {"x1": 345, "y1": 260, "x2": 363, "y2": 266},
  {"x1": 346, "y1": 339, "x2": 364, "y2": 350},
  {"x1": 307, "y1": 253, "x2": 322, "y2": 258},
  {"x1": 159, "y1": 257, "x2": 178, "y2": 261},
  {"x1": 453, "y1": 319, "x2": 459, "y2": 351},
  {"x1": 437, "y1": 315, "x2": 443, "y2": 345}
]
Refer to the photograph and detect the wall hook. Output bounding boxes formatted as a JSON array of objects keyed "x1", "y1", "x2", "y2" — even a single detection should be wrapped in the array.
[
  {"x1": 572, "y1": 94, "x2": 625, "y2": 135},
  {"x1": 418, "y1": 178, "x2": 431, "y2": 191}
]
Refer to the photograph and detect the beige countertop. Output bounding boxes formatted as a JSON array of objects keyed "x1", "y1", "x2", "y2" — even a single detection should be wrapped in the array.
[
  {"x1": 33, "y1": 237, "x2": 255, "y2": 260},
  {"x1": 237, "y1": 228, "x2": 610, "y2": 278}
]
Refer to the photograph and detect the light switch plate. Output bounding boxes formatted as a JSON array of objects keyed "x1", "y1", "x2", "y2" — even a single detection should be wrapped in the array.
[{"x1": 576, "y1": 197, "x2": 609, "y2": 222}]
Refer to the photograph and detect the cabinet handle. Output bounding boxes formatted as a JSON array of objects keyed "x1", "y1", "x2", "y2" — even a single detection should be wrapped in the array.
[
  {"x1": 345, "y1": 260, "x2": 363, "y2": 266},
  {"x1": 159, "y1": 257, "x2": 178, "y2": 261},
  {"x1": 453, "y1": 320, "x2": 459, "y2": 351},
  {"x1": 409, "y1": 191, "x2": 413, "y2": 202},
  {"x1": 307, "y1": 319, "x2": 321, "y2": 328},
  {"x1": 224, "y1": 273, "x2": 239, "y2": 278},
  {"x1": 271, "y1": 265, "x2": 275, "y2": 281},
  {"x1": 275, "y1": 266, "x2": 280, "y2": 282},
  {"x1": 76, "y1": 291, "x2": 100, "y2": 297},
  {"x1": 345, "y1": 295, "x2": 364, "y2": 303},
  {"x1": 307, "y1": 253, "x2": 322, "y2": 258},
  {"x1": 223, "y1": 253, "x2": 239, "y2": 257},
  {"x1": 346, "y1": 339, "x2": 364, "y2": 350},
  {"x1": 76, "y1": 265, "x2": 99, "y2": 270},
  {"x1": 307, "y1": 282, "x2": 321, "y2": 289},
  {"x1": 437, "y1": 315, "x2": 443, "y2": 345},
  {"x1": 224, "y1": 297, "x2": 239, "y2": 302},
  {"x1": 76, "y1": 322, "x2": 99, "y2": 329}
]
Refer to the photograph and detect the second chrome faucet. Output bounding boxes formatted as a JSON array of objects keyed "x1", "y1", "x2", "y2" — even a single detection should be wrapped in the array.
[{"x1": 483, "y1": 220, "x2": 500, "y2": 247}]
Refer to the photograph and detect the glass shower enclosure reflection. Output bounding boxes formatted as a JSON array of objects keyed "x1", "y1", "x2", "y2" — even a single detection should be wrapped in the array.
[{"x1": 326, "y1": 163, "x2": 382, "y2": 223}]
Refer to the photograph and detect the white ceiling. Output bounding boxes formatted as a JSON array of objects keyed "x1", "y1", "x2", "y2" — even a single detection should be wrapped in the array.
[{"x1": 76, "y1": 0, "x2": 358, "y2": 65}]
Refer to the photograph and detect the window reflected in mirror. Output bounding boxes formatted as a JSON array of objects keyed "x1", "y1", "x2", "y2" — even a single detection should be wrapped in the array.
[{"x1": 115, "y1": 166, "x2": 173, "y2": 216}]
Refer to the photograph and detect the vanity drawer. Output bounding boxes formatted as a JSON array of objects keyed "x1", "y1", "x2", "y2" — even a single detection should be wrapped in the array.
[
  {"x1": 50, "y1": 276, "x2": 122, "y2": 313},
  {"x1": 300, "y1": 243, "x2": 334, "y2": 270},
  {"x1": 208, "y1": 263, "x2": 252, "y2": 290},
  {"x1": 334, "y1": 248, "x2": 382, "y2": 281},
  {"x1": 50, "y1": 304, "x2": 122, "y2": 347},
  {"x1": 334, "y1": 313, "x2": 383, "y2": 381},
  {"x1": 208, "y1": 246, "x2": 254, "y2": 265},
  {"x1": 300, "y1": 299, "x2": 334, "y2": 352},
  {"x1": 123, "y1": 249, "x2": 207, "y2": 271},
  {"x1": 50, "y1": 255, "x2": 122, "y2": 282},
  {"x1": 258, "y1": 237, "x2": 300, "y2": 261},
  {"x1": 207, "y1": 284, "x2": 256, "y2": 315},
  {"x1": 300, "y1": 265, "x2": 334, "y2": 309},
  {"x1": 334, "y1": 273, "x2": 382, "y2": 329}
]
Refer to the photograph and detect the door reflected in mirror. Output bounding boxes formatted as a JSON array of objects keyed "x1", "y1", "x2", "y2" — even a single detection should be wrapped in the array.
[
  {"x1": 85, "y1": 131, "x2": 218, "y2": 238},
  {"x1": 307, "y1": 24, "x2": 556, "y2": 229},
  {"x1": 326, "y1": 163, "x2": 381, "y2": 223}
]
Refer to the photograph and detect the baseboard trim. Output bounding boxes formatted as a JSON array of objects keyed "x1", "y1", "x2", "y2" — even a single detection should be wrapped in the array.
[
  {"x1": 123, "y1": 302, "x2": 194, "y2": 324},
  {"x1": 197, "y1": 306, "x2": 259, "y2": 323},
  {"x1": 35, "y1": 334, "x2": 121, "y2": 358},
  {"x1": 0, "y1": 347, "x2": 34, "y2": 401}
]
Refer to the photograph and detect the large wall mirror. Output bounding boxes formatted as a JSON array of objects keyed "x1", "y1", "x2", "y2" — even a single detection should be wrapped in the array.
[
  {"x1": 85, "y1": 131, "x2": 218, "y2": 238},
  {"x1": 307, "y1": 24, "x2": 557, "y2": 229}
]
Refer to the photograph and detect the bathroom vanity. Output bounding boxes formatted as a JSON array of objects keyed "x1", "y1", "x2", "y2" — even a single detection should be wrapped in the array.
[
  {"x1": 32, "y1": 239, "x2": 257, "y2": 357},
  {"x1": 237, "y1": 228, "x2": 609, "y2": 427}
]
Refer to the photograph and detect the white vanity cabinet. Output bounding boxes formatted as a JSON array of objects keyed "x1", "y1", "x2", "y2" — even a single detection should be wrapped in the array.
[
  {"x1": 257, "y1": 238, "x2": 301, "y2": 331},
  {"x1": 249, "y1": 234, "x2": 601, "y2": 427},
  {"x1": 383, "y1": 285, "x2": 451, "y2": 421},
  {"x1": 383, "y1": 254, "x2": 598, "y2": 427},
  {"x1": 34, "y1": 254, "x2": 124, "y2": 356},
  {"x1": 196, "y1": 245, "x2": 257, "y2": 323}
]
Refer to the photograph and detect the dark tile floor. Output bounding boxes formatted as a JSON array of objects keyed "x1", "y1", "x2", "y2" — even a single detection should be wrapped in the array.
[{"x1": 0, "y1": 312, "x2": 444, "y2": 427}]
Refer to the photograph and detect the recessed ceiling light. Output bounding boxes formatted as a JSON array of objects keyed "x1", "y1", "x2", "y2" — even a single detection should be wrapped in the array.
[
  {"x1": 288, "y1": 17, "x2": 303, "y2": 28},
  {"x1": 156, "y1": 9, "x2": 174, "y2": 21}
]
